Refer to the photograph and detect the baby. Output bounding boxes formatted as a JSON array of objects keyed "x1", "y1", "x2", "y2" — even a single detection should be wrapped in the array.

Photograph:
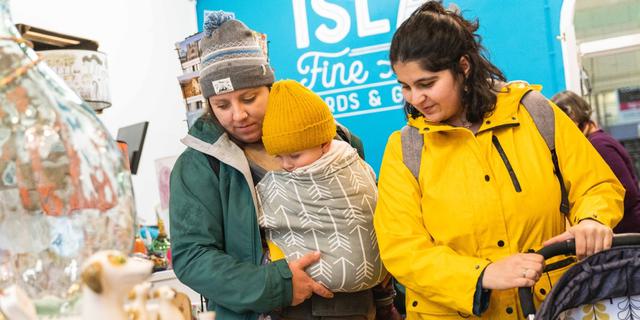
[{"x1": 257, "y1": 79, "x2": 385, "y2": 292}]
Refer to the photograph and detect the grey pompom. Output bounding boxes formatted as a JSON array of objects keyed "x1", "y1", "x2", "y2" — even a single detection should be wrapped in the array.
[{"x1": 203, "y1": 10, "x2": 235, "y2": 37}]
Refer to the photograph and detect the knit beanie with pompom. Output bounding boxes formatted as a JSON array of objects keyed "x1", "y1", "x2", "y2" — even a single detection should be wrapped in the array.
[{"x1": 198, "y1": 12, "x2": 274, "y2": 98}]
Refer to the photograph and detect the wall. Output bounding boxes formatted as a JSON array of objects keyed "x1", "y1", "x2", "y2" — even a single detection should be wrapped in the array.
[
  {"x1": 7, "y1": 0, "x2": 567, "y2": 223},
  {"x1": 10, "y1": 0, "x2": 198, "y2": 224},
  {"x1": 196, "y1": 0, "x2": 566, "y2": 173}
]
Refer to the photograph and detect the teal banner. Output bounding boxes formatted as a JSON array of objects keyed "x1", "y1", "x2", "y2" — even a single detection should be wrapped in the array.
[{"x1": 196, "y1": 0, "x2": 564, "y2": 172}]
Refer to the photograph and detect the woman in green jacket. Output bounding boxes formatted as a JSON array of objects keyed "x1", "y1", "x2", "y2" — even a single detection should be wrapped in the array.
[{"x1": 169, "y1": 16, "x2": 390, "y2": 320}]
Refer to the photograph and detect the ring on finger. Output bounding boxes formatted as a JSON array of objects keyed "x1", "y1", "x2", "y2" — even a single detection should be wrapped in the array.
[{"x1": 522, "y1": 268, "x2": 528, "y2": 278}]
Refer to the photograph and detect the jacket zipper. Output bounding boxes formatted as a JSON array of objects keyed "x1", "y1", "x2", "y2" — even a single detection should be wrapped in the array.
[{"x1": 492, "y1": 135, "x2": 522, "y2": 192}]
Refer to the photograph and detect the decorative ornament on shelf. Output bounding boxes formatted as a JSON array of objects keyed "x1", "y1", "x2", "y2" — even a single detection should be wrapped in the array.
[
  {"x1": 133, "y1": 228, "x2": 148, "y2": 256},
  {"x1": 38, "y1": 49, "x2": 112, "y2": 113},
  {"x1": 15, "y1": 24, "x2": 112, "y2": 114},
  {"x1": 150, "y1": 213, "x2": 171, "y2": 272},
  {"x1": 0, "y1": 0, "x2": 136, "y2": 316}
]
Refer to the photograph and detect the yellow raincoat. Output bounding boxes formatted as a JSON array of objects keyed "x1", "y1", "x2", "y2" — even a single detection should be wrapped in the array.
[{"x1": 373, "y1": 83, "x2": 624, "y2": 319}]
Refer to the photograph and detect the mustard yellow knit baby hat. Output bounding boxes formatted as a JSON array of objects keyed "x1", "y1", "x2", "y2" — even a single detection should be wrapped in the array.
[{"x1": 262, "y1": 79, "x2": 336, "y2": 155}]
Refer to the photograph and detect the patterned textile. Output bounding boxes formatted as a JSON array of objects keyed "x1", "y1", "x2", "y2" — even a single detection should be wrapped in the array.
[
  {"x1": 257, "y1": 141, "x2": 385, "y2": 292},
  {"x1": 558, "y1": 295, "x2": 640, "y2": 319},
  {"x1": 536, "y1": 245, "x2": 640, "y2": 319}
]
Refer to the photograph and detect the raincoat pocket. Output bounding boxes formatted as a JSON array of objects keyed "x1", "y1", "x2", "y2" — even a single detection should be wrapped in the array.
[
  {"x1": 533, "y1": 256, "x2": 576, "y2": 307},
  {"x1": 406, "y1": 288, "x2": 477, "y2": 319}
]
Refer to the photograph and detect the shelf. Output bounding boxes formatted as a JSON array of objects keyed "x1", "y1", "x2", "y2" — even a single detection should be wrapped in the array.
[
  {"x1": 186, "y1": 95, "x2": 204, "y2": 104},
  {"x1": 149, "y1": 269, "x2": 176, "y2": 282},
  {"x1": 181, "y1": 57, "x2": 201, "y2": 70},
  {"x1": 177, "y1": 71, "x2": 198, "y2": 83},
  {"x1": 148, "y1": 269, "x2": 202, "y2": 306}
]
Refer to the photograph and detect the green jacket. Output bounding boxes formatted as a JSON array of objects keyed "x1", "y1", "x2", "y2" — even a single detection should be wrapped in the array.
[{"x1": 170, "y1": 117, "x2": 364, "y2": 320}]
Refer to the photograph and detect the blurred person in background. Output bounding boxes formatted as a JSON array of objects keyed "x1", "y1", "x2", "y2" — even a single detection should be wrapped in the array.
[{"x1": 552, "y1": 90, "x2": 640, "y2": 233}]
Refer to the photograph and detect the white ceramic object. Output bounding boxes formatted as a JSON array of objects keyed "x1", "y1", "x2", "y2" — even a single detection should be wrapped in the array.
[
  {"x1": 125, "y1": 282, "x2": 152, "y2": 320},
  {"x1": 153, "y1": 286, "x2": 185, "y2": 320},
  {"x1": 80, "y1": 250, "x2": 153, "y2": 320}
]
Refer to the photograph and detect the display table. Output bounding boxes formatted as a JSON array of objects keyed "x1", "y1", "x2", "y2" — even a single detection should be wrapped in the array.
[{"x1": 149, "y1": 270, "x2": 202, "y2": 309}]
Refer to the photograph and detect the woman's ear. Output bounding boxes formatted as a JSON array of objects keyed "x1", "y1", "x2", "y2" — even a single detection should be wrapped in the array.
[{"x1": 459, "y1": 56, "x2": 471, "y2": 77}]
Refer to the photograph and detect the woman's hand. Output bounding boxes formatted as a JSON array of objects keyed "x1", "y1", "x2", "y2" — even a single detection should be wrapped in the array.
[
  {"x1": 482, "y1": 253, "x2": 544, "y2": 289},
  {"x1": 543, "y1": 219, "x2": 613, "y2": 260},
  {"x1": 288, "y1": 252, "x2": 334, "y2": 306}
]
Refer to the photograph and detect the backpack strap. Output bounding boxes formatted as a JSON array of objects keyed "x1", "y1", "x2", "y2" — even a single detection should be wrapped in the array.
[
  {"x1": 520, "y1": 90, "x2": 570, "y2": 215},
  {"x1": 335, "y1": 121, "x2": 352, "y2": 143},
  {"x1": 205, "y1": 154, "x2": 220, "y2": 177},
  {"x1": 335, "y1": 121, "x2": 367, "y2": 160},
  {"x1": 398, "y1": 89, "x2": 570, "y2": 215},
  {"x1": 521, "y1": 91, "x2": 555, "y2": 150},
  {"x1": 400, "y1": 125, "x2": 423, "y2": 181}
]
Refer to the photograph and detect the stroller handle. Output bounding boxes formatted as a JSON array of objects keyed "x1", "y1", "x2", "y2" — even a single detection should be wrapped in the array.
[{"x1": 519, "y1": 233, "x2": 640, "y2": 318}]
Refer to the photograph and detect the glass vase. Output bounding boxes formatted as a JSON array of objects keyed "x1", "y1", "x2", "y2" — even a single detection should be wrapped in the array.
[{"x1": 0, "y1": 0, "x2": 136, "y2": 315}]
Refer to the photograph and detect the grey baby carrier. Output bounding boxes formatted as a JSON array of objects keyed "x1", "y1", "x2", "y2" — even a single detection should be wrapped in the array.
[{"x1": 519, "y1": 234, "x2": 640, "y2": 319}]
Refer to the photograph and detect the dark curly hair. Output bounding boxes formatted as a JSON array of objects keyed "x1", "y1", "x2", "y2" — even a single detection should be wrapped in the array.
[{"x1": 390, "y1": 1, "x2": 506, "y2": 123}]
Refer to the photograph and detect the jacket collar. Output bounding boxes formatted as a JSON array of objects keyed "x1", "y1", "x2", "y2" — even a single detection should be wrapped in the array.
[
  {"x1": 408, "y1": 81, "x2": 542, "y2": 134},
  {"x1": 181, "y1": 116, "x2": 259, "y2": 214}
]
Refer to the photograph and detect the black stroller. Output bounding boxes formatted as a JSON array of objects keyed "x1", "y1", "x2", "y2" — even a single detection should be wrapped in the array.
[{"x1": 519, "y1": 234, "x2": 640, "y2": 319}]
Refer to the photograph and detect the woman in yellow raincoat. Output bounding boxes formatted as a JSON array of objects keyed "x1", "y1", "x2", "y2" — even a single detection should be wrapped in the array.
[{"x1": 373, "y1": 2, "x2": 624, "y2": 319}]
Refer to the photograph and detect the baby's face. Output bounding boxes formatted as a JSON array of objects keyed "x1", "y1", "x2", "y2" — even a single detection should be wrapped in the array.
[{"x1": 276, "y1": 142, "x2": 330, "y2": 172}]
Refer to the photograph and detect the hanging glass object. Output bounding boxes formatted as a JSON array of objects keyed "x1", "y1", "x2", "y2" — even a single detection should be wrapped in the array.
[{"x1": 0, "y1": 0, "x2": 136, "y2": 314}]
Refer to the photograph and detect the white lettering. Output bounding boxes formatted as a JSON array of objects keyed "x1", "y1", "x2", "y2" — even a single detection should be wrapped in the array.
[
  {"x1": 397, "y1": 0, "x2": 428, "y2": 29},
  {"x1": 311, "y1": 0, "x2": 351, "y2": 44},
  {"x1": 324, "y1": 94, "x2": 360, "y2": 113},
  {"x1": 322, "y1": 60, "x2": 337, "y2": 88},
  {"x1": 368, "y1": 89, "x2": 381, "y2": 107},
  {"x1": 324, "y1": 96, "x2": 336, "y2": 113},
  {"x1": 348, "y1": 61, "x2": 367, "y2": 85},
  {"x1": 349, "y1": 92, "x2": 360, "y2": 109},
  {"x1": 336, "y1": 94, "x2": 350, "y2": 112},
  {"x1": 355, "y1": 0, "x2": 390, "y2": 37},
  {"x1": 391, "y1": 85, "x2": 404, "y2": 104},
  {"x1": 377, "y1": 60, "x2": 394, "y2": 79},
  {"x1": 297, "y1": 48, "x2": 369, "y2": 90},
  {"x1": 292, "y1": 0, "x2": 310, "y2": 49}
]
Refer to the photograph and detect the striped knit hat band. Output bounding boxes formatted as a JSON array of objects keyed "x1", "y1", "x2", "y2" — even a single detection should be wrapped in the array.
[{"x1": 199, "y1": 18, "x2": 274, "y2": 98}]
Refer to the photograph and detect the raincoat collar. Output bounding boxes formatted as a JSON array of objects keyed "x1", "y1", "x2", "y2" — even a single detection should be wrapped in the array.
[{"x1": 407, "y1": 81, "x2": 543, "y2": 135}]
